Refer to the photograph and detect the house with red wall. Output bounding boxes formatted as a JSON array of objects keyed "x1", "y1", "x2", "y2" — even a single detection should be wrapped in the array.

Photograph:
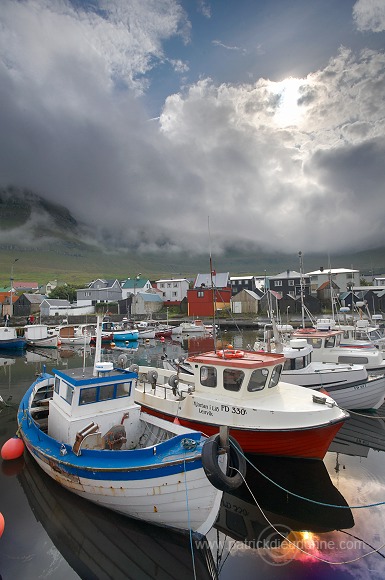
[{"x1": 187, "y1": 272, "x2": 232, "y2": 317}]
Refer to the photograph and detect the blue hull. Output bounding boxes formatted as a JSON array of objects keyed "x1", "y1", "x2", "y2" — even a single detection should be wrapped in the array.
[
  {"x1": 0, "y1": 338, "x2": 26, "y2": 350},
  {"x1": 112, "y1": 331, "x2": 139, "y2": 341}
]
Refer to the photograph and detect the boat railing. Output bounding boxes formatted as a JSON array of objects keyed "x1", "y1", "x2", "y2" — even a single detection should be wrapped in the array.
[{"x1": 137, "y1": 372, "x2": 194, "y2": 400}]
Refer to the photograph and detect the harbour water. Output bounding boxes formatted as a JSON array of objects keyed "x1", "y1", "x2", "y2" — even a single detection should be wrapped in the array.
[{"x1": 1, "y1": 330, "x2": 385, "y2": 579}]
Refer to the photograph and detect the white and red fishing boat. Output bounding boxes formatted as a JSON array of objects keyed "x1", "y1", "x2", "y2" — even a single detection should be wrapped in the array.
[
  {"x1": 292, "y1": 326, "x2": 385, "y2": 372},
  {"x1": 134, "y1": 348, "x2": 349, "y2": 460}
]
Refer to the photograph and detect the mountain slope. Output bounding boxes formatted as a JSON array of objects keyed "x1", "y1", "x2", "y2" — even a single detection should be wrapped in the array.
[{"x1": 0, "y1": 187, "x2": 384, "y2": 285}]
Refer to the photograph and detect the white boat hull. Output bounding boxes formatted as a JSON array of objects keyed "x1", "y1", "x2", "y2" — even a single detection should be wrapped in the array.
[
  {"x1": 26, "y1": 336, "x2": 58, "y2": 348},
  {"x1": 31, "y1": 452, "x2": 222, "y2": 535}
]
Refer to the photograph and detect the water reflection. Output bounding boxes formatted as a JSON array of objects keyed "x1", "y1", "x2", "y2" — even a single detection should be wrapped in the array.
[
  {"x1": 329, "y1": 412, "x2": 385, "y2": 457},
  {"x1": 17, "y1": 453, "x2": 217, "y2": 580},
  {"x1": 215, "y1": 455, "x2": 354, "y2": 542}
]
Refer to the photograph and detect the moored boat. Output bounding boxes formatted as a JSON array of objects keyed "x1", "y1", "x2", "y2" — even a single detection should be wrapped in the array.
[
  {"x1": 271, "y1": 338, "x2": 385, "y2": 410},
  {"x1": 135, "y1": 348, "x2": 349, "y2": 460},
  {"x1": 292, "y1": 326, "x2": 385, "y2": 372},
  {"x1": 16, "y1": 320, "x2": 241, "y2": 533},
  {"x1": 57, "y1": 324, "x2": 94, "y2": 345},
  {"x1": 0, "y1": 326, "x2": 26, "y2": 350},
  {"x1": 24, "y1": 324, "x2": 58, "y2": 348}
]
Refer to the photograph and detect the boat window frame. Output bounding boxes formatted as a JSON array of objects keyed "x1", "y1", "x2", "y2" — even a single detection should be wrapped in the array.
[
  {"x1": 79, "y1": 382, "x2": 132, "y2": 405},
  {"x1": 200, "y1": 366, "x2": 217, "y2": 388},
  {"x1": 338, "y1": 355, "x2": 369, "y2": 365},
  {"x1": 268, "y1": 364, "x2": 282, "y2": 388},
  {"x1": 54, "y1": 376, "x2": 60, "y2": 394},
  {"x1": 247, "y1": 368, "x2": 269, "y2": 392},
  {"x1": 62, "y1": 382, "x2": 74, "y2": 405},
  {"x1": 307, "y1": 337, "x2": 322, "y2": 349},
  {"x1": 223, "y1": 368, "x2": 244, "y2": 392},
  {"x1": 324, "y1": 336, "x2": 336, "y2": 348}
]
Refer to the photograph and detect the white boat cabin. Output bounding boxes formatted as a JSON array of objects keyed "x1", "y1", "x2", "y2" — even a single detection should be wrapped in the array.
[
  {"x1": 293, "y1": 328, "x2": 385, "y2": 369},
  {"x1": 183, "y1": 350, "x2": 286, "y2": 399},
  {"x1": 47, "y1": 362, "x2": 140, "y2": 448}
]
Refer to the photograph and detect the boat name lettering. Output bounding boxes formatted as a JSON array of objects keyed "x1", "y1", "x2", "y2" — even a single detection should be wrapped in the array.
[
  {"x1": 220, "y1": 404, "x2": 247, "y2": 415},
  {"x1": 193, "y1": 401, "x2": 218, "y2": 416},
  {"x1": 353, "y1": 384, "x2": 366, "y2": 390}
]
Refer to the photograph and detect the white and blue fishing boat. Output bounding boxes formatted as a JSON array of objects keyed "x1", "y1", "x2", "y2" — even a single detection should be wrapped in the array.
[
  {"x1": 0, "y1": 326, "x2": 26, "y2": 350},
  {"x1": 107, "y1": 321, "x2": 139, "y2": 342},
  {"x1": 16, "y1": 318, "x2": 240, "y2": 534}
]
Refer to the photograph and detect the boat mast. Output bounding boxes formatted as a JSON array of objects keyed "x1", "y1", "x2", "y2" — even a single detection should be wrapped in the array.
[
  {"x1": 298, "y1": 250, "x2": 305, "y2": 329},
  {"x1": 93, "y1": 314, "x2": 103, "y2": 376},
  {"x1": 208, "y1": 217, "x2": 217, "y2": 350}
]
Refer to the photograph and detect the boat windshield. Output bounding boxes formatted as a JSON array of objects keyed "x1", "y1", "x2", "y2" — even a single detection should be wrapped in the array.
[
  {"x1": 268, "y1": 365, "x2": 282, "y2": 388},
  {"x1": 325, "y1": 336, "x2": 336, "y2": 348},
  {"x1": 247, "y1": 368, "x2": 269, "y2": 392},
  {"x1": 223, "y1": 369, "x2": 244, "y2": 392},
  {"x1": 200, "y1": 366, "x2": 217, "y2": 387},
  {"x1": 306, "y1": 338, "x2": 322, "y2": 349}
]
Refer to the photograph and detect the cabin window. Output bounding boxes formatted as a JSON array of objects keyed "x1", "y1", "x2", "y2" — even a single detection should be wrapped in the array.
[
  {"x1": 99, "y1": 384, "x2": 115, "y2": 401},
  {"x1": 63, "y1": 383, "x2": 74, "y2": 404},
  {"x1": 294, "y1": 356, "x2": 306, "y2": 370},
  {"x1": 200, "y1": 366, "x2": 217, "y2": 387},
  {"x1": 338, "y1": 356, "x2": 369, "y2": 365},
  {"x1": 54, "y1": 376, "x2": 60, "y2": 394},
  {"x1": 283, "y1": 359, "x2": 293, "y2": 371},
  {"x1": 343, "y1": 331, "x2": 350, "y2": 339},
  {"x1": 307, "y1": 338, "x2": 322, "y2": 349},
  {"x1": 247, "y1": 368, "x2": 269, "y2": 391},
  {"x1": 268, "y1": 364, "x2": 282, "y2": 388},
  {"x1": 324, "y1": 336, "x2": 335, "y2": 348},
  {"x1": 116, "y1": 382, "x2": 132, "y2": 397},
  {"x1": 223, "y1": 369, "x2": 244, "y2": 392},
  {"x1": 79, "y1": 387, "x2": 98, "y2": 405}
]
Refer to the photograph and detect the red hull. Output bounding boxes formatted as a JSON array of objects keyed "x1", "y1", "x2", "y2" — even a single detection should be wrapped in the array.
[
  {"x1": 140, "y1": 406, "x2": 344, "y2": 460},
  {"x1": 89, "y1": 334, "x2": 114, "y2": 345}
]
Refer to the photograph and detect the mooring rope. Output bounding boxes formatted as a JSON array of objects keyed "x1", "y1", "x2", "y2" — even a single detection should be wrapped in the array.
[
  {"x1": 241, "y1": 449, "x2": 385, "y2": 510},
  {"x1": 235, "y1": 466, "x2": 385, "y2": 565}
]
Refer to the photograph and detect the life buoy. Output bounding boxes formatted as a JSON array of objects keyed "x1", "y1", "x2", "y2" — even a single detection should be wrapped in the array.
[
  {"x1": 217, "y1": 349, "x2": 244, "y2": 359},
  {"x1": 201, "y1": 434, "x2": 246, "y2": 492}
]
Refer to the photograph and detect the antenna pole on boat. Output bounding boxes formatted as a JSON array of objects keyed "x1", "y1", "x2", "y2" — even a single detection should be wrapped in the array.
[
  {"x1": 208, "y1": 216, "x2": 217, "y2": 350},
  {"x1": 298, "y1": 251, "x2": 305, "y2": 329},
  {"x1": 93, "y1": 314, "x2": 103, "y2": 376}
]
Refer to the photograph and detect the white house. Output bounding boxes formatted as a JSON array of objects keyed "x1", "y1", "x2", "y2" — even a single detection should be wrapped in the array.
[
  {"x1": 40, "y1": 299, "x2": 71, "y2": 317},
  {"x1": 121, "y1": 277, "x2": 152, "y2": 300},
  {"x1": 155, "y1": 278, "x2": 190, "y2": 303},
  {"x1": 306, "y1": 268, "x2": 360, "y2": 294}
]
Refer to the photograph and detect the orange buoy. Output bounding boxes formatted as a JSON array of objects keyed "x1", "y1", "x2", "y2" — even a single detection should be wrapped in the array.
[
  {"x1": 0, "y1": 512, "x2": 4, "y2": 538},
  {"x1": 1, "y1": 437, "x2": 25, "y2": 460},
  {"x1": 173, "y1": 417, "x2": 181, "y2": 425},
  {"x1": 110, "y1": 342, "x2": 116, "y2": 348}
]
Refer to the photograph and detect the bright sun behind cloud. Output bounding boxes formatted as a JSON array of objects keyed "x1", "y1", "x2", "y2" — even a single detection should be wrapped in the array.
[{"x1": 269, "y1": 77, "x2": 306, "y2": 127}]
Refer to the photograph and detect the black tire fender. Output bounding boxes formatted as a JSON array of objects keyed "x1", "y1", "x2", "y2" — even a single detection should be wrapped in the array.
[{"x1": 201, "y1": 434, "x2": 246, "y2": 492}]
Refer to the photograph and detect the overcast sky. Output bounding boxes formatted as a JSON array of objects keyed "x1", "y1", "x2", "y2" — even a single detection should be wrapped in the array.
[{"x1": 1, "y1": 0, "x2": 385, "y2": 257}]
